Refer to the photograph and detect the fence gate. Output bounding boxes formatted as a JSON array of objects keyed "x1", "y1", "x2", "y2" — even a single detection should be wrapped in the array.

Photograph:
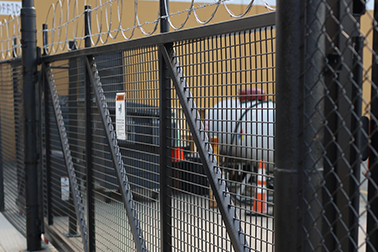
[{"x1": 36, "y1": 11, "x2": 276, "y2": 252}]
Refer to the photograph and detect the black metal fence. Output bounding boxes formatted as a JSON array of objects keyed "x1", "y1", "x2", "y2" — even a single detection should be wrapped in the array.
[{"x1": 1, "y1": 0, "x2": 378, "y2": 252}]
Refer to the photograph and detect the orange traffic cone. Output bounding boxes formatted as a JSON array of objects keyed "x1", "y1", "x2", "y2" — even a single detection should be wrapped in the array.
[{"x1": 252, "y1": 160, "x2": 267, "y2": 214}]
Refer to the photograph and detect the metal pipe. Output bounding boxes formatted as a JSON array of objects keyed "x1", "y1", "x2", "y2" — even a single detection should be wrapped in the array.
[
  {"x1": 42, "y1": 24, "x2": 48, "y2": 55},
  {"x1": 159, "y1": 0, "x2": 172, "y2": 251},
  {"x1": 21, "y1": 0, "x2": 41, "y2": 249},
  {"x1": 0, "y1": 85, "x2": 2, "y2": 212},
  {"x1": 84, "y1": 6, "x2": 95, "y2": 250},
  {"x1": 367, "y1": 0, "x2": 378, "y2": 251},
  {"x1": 42, "y1": 24, "x2": 52, "y2": 226},
  {"x1": 275, "y1": 0, "x2": 302, "y2": 250},
  {"x1": 301, "y1": 1, "x2": 326, "y2": 251},
  {"x1": 67, "y1": 41, "x2": 78, "y2": 237},
  {"x1": 85, "y1": 5, "x2": 91, "y2": 48}
]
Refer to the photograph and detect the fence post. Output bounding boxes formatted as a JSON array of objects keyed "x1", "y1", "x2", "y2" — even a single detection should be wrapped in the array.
[
  {"x1": 67, "y1": 41, "x2": 79, "y2": 237},
  {"x1": 0, "y1": 78, "x2": 2, "y2": 212},
  {"x1": 367, "y1": 0, "x2": 378, "y2": 250},
  {"x1": 42, "y1": 23, "x2": 53, "y2": 226},
  {"x1": 21, "y1": 0, "x2": 41, "y2": 250},
  {"x1": 322, "y1": 1, "x2": 361, "y2": 250},
  {"x1": 159, "y1": 0, "x2": 172, "y2": 250},
  {"x1": 275, "y1": 0, "x2": 302, "y2": 250},
  {"x1": 84, "y1": 5, "x2": 95, "y2": 251},
  {"x1": 301, "y1": 1, "x2": 326, "y2": 251}
]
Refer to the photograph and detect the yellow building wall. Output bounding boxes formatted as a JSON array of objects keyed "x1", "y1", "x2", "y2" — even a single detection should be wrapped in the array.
[
  {"x1": 33, "y1": 1, "x2": 271, "y2": 50},
  {"x1": 0, "y1": 2, "x2": 376, "y2": 115}
]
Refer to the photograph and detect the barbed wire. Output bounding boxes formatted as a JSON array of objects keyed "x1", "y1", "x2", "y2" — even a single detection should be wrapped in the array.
[
  {"x1": 0, "y1": 15, "x2": 21, "y2": 60},
  {"x1": 0, "y1": 0, "x2": 275, "y2": 58},
  {"x1": 44, "y1": 0, "x2": 275, "y2": 54}
]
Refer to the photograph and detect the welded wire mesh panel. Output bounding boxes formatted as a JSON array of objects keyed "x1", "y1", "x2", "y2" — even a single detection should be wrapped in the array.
[
  {"x1": 0, "y1": 59, "x2": 26, "y2": 236},
  {"x1": 43, "y1": 59, "x2": 86, "y2": 251},
  {"x1": 90, "y1": 47, "x2": 160, "y2": 251},
  {"x1": 170, "y1": 27, "x2": 275, "y2": 251},
  {"x1": 299, "y1": 0, "x2": 377, "y2": 251}
]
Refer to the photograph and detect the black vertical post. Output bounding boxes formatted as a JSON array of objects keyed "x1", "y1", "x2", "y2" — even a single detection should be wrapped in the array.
[
  {"x1": 42, "y1": 24, "x2": 48, "y2": 56},
  {"x1": 322, "y1": 1, "x2": 361, "y2": 251},
  {"x1": 13, "y1": 37, "x2": 17, "y2": 57},
  {"x1": 84, "y1": 5, "x2": 95, "y2": 251},
  {"x1": 322, "y1": 1, "x2": 340, "y2": 250},
  {"x1": 14, "y1": 37, "x2": 26, "y2": 216},
  {"x1": 0, "y1": 72, "x2": 2, "y2": 212},
  {"x1": 334, "y1": 0, "x2": 360, "y2": 248},
  {"x1": 367, "y1": 0, "x2": 378, "y2": 251},
  {"x1": 67, "y1": 41, "x2": 78, "y2": 236},
  {"x1": 85, "y1": 6, "x2": 91, "y2": 49},
  {"x1": 43, "y1": 24, "x2": 53, "y2": 226},
  {"x1": 302, "y1": 1, "x2": 326, "y2": 251},
  {"x1": 159, "y1": 0, "x2": 172, "y2": 251},
  {"x1": 12, "y1": 38, "x2": 21, "y2": 213},
  {"x1": 21, "y1": 0, "x2": 41, "y2": 250},
  {"x1": 275, "y1": 0, "x2": 302, "y2": 251}
]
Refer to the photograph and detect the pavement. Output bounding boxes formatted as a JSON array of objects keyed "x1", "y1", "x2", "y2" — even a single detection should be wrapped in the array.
[{"x1": 0, "y1": 213, "x2": 57, "y2": 252}]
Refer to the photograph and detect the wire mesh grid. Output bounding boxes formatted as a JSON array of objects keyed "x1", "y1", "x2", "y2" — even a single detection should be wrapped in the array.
[
  {"x1": 43, "y1": 59, "x2": 86, "y2": 251},
  {"x1": 89, "y1": 48, "x2": 161, "y2": 251},
  {"x1": 45, "y1": 47, "x2": 164, "y2": 251},
  {"x1": 169, "y1": 26, "x2": 275, "y2": 251},
  {"x1": 0, "y1": 59, "x2": 26, "y2": 236},
  {"x1": 299, "y1": 0, "x2": 377, "y2": 251}
]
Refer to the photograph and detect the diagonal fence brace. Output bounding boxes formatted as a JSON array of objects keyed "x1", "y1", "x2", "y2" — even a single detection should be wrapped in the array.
[
  {"x1": 160, "y1": 45, "x2": 250, "y2": 252},
  {"x1": 84, "y1": 56, "x2": 147, "y2": 252},
  {"x1": 44, "y1": 63, "x2": 89, "y2": 252}
]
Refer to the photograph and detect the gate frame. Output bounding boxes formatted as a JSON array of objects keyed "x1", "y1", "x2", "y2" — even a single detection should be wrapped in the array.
[{"x1": 39, "y1": 11, "x2": 276, "y2": 252}]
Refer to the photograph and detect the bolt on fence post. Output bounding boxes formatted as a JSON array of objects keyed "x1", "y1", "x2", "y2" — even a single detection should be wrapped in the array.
[
  {"x1": 159, "y1": 0, "x2": 172, "y2": 250},
  {"x1": 367, "y1": 0, "x2": 378, "y2": 250},
  {"x1": 84, "y1": 5, "x2": 95, "y2": 251},
  {"x1": 275, "y1": 0, "x2": 302, "y2": 250},
  {"x1": 21, "y1": 0, "x2": 42, "y2": 250}
]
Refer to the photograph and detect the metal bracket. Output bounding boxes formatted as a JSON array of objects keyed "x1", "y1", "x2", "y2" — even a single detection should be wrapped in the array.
[
  {"x1": 43, "y1": 63, "x2": 89, "y2": 252},
  {"x1": 160, "y1": 45, "x2": 250, "y2": 252},
  {"x1": 325, "y1": 52, "x2": 342, "y2": 74},
  {"x1": 84, "y1": 56, "x2": 147, "y2": 252}
]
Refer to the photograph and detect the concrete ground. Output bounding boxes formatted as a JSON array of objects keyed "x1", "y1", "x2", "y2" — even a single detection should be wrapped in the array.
[
  {"x1": 0, "y1": 162, "x2": 371, "y2": 251},
  {"x1": 0, "y1": 212, "x2": 26, "y2": 252},
  {"x1": 0, "y1": 213, "x2": 57, "y2": 252}
]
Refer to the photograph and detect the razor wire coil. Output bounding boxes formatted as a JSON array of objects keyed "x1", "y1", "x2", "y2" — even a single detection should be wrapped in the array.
[{"x1": 0, "y1": 0, "x2": 275, "y2": 58}]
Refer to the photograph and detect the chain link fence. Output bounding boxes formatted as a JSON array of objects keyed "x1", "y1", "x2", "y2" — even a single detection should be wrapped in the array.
[{"x1": 275, "y1": 0, "x2": 378, "y2": 251}]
